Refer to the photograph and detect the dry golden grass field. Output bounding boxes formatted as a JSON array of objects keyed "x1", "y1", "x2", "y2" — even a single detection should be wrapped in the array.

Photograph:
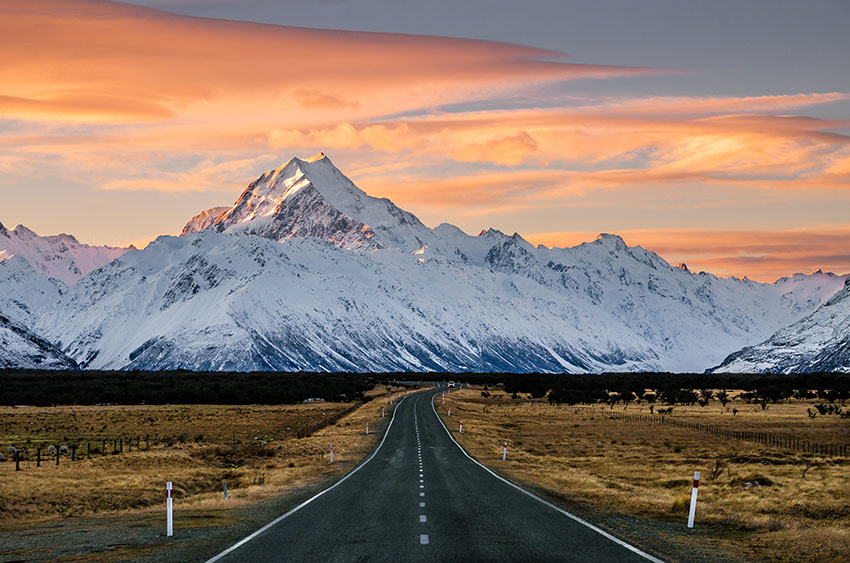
[
  {"x1": 0, "y1": 385, "x2": 411, "y2": 528},
  {"x1": 437, "y1": 387, "x2": 849, "y2": 563}
]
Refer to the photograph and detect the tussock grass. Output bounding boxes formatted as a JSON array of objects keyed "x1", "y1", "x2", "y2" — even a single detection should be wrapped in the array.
[
  {"x1": 439, "y1": 388, "x2": 849, "y2": 562},
  {"x1": 0, "y1": 386, "x2": 413, "y2": 524}
]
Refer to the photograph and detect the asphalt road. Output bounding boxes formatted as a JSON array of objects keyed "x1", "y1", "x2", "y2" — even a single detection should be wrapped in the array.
[{"x1": 207, "y1": 388, "x2": 660, "y2": 562}]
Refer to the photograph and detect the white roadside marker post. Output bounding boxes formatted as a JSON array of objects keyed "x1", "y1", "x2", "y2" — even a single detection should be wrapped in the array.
[
  {"x1": 459, "y1": 421, "x2": 463, "y2": 434},
  {"x1": 503, "y1": 442, "x2": 507, "y2": 461},
  {"x1": 366, "y1": 423, "x2": 369, "y2": 435},
  {"x1": 448, "y1": 408, "x2": 451, "y2": 416},
  {"x1": 223, "y1": 480, "x2": 228, "y2": 500},
  {"x1": 382, "y1": 408, "x2": 385, "y2": 417},
  {"x1": 330, "y1": 444, "x2": 334, "y2": 464},
  {"x1": 687, "y1": 471, "x2": 700, "y2": 529},
  {"x1": 166, "y1": 481, "x2": 173, "y2": 537}
]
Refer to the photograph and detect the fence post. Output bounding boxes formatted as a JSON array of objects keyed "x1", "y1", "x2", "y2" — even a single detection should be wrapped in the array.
[
  {"x1": 223, "y1": 481, "x2": 228, "y2": 500},
  {"x1": 15, "y1": 450, "x2": 20, "y2": 472},
  {"x1": 166, "y1": 482, "x2": 173, "y2": 537},
  {"x1": 37, "y1": 448, "x2": 41, "y2": 467},
  {"x1": 687, "y1": 471, "x2": 700, "y2": 529}
]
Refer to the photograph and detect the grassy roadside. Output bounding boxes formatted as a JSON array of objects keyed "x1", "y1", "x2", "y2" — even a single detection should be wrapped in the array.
[
  {"x1": 0, "y1": 385, "x2": 418, "y2": 561},
  {"x1": 435, "y1": 387, "x2": 849, "y2": 563}
]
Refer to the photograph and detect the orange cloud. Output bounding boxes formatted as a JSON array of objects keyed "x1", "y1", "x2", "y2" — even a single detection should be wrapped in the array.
[
  {"x1": 0, "y1": 93, "x2": 176, "y2": 123},
  {"x1": 2, "y1": 1, "x2": 849, "y2": 281},
  {"x1": 292, "y1": 89, "x2": 359, "y2": 110},
  {"x1": 100, "y1": 155, "x2": 279, "y2": 192},
  {"x1": 0, "y1": 0, "x2": 657, "y2": 126},
  {"x1": 450, "y1": 131, "x2": 540, "y2": 166}
]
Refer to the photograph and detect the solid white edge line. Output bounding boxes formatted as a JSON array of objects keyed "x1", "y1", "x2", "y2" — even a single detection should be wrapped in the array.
[
  {"x1": 431, "y1": 390, "x2": 665, "y2": 563},
  {"x1": 205, "y1": 393, "x2": 412, "y2": 563}
]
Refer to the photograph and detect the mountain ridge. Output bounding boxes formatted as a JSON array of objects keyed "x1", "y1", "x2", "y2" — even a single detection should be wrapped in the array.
[
  {"x1": 0, "y1": 220, "x2": 133, "y2": 285},
  {"x1": 2, "y1": 154, "x2": 848, "y2": 372}
]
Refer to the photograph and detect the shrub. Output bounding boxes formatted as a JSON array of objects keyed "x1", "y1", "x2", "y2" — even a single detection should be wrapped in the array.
[{"x1": 671, "y1": 496, "x2": 690, "y2": 513}]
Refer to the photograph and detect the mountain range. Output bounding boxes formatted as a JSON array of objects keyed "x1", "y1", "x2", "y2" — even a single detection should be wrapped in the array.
[{"x1": 1, "y1": 153, "x2": 848, "y2": 373}]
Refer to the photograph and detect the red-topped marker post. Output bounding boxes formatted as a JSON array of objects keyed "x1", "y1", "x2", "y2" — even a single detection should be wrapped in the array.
[{"x1": 687, "y1": 471, "x2": 700, "y2": 528}]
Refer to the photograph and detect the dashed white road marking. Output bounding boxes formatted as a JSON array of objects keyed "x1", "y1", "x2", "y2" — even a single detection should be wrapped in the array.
[
  {"x1": 420, "y1": 492, "x2": 425, "y2": 497},
  {"x1": 420, "y1": 485, "x2": 424, "y2": 488},
  {"x1": 420, "y1": 534, "x2": 429, "y2": 545},
  {"x1": 419, "y1": 515, "x2": 427, "y2": 523},
  {"x1": 420, "y1": 502, "x2": 425, "y2": 507}
]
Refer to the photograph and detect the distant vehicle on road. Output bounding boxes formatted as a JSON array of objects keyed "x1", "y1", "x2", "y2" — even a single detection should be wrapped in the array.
[{"x1": 447, "y1": 381, "x2": 456, "y2": 388}]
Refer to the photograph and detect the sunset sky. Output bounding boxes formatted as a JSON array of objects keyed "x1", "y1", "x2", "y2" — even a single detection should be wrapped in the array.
[{"x1": 1, "y1": 0, "x2": 849, "y2": 281}]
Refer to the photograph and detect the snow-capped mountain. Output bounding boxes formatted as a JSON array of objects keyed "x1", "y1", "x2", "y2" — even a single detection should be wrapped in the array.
[
  {"x1": 25, "y1": 154, "x2": 847, "y2": 373},
  {"x1": 713, "y1": 277, "x2": 850, "y2": 373},
  {"x1": 0, "y1": 221, "x2": 132, "y2": 285}
]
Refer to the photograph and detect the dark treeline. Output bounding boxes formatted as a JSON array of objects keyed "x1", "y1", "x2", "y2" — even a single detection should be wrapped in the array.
[
  {"x1": 2, "y1": 370, "x2": 849, "y2": 406},
  {"x1": 0, "y1": 370, "x2": 377, "y2": 406},
  {"x1": 388, "y1": 371, "x2": 850, "y2": 406}
]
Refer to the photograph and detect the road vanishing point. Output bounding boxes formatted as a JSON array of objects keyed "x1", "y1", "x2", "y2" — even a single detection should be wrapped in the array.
[{"x1": 207, "y1": 388, "x2": 662, "y2": 562}]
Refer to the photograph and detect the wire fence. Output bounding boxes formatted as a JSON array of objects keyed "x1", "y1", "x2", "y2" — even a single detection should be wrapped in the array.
[{"x1": 598, "y1": 408, "x2": 850, "y2": 457}]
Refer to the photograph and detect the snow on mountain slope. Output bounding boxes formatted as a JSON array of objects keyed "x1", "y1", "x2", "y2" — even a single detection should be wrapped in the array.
[
  {"x1": 36, "y1": 228, "x2": 845, "y2": 373},
  {"x1": 0, "y1": 221, "x2": 132, "y2": 285},
  {"x1": 0, "y1": 255, "x2": 77, "y2": 369},
  {"x1": 11, "y1": 154, "x2": 850, "y2": 373},
  {"x1": 182, "y1": 153, "x2": 434, "y2": 252},
  {"x1": 0, "y1": 255, "x2": 65, "y2": 324},
  {"x1": 713, "y1": 277, "x2": 850, "y2": 373},
  {"x1": 38, "y1": 232, "x2": 654, "y2": 372},
  {"x1": 0, "y1": 313, "x2": 78, "y2": 369}
]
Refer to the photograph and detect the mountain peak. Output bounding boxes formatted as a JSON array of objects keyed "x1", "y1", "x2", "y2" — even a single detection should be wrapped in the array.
[
  {"x1": 12, "y1": 224, "x2": 38, "y2": 239},
  {"x1": 593, "y1": 233, "x2": 627, "y2": 251},
  {"x1": 305, "y1": 151, "x2": 328, "y2": 163},
  {"x1": 181, "y1": 153, "x2": 431, "y2": 251},
  {"x1": 675, "y1": 262, "x2": 691, "y2": 273},
  {"x1": 478, "y1": 227, "x2": 505, "y2": 238}
]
